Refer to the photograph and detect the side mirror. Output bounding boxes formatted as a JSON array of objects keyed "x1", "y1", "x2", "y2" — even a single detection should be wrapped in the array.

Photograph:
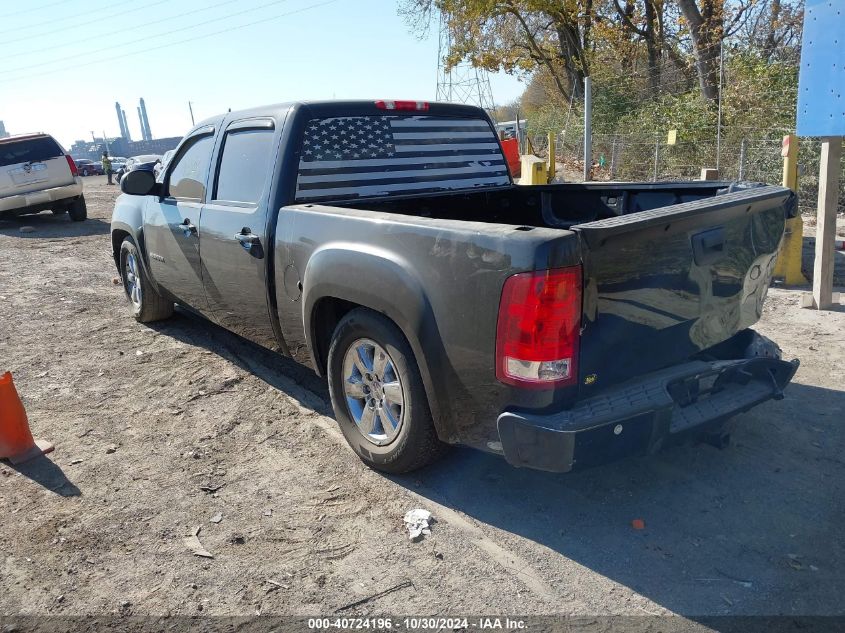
[{"x1": 120, "y1": 169, "x2": 161, "y2": 196}]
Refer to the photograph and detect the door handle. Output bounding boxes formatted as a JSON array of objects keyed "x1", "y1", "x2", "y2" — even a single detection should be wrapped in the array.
[
  {"x1": 692, "y1": 227, "x2": 725, "y2": 265},
  {"x1": 235, "y1": 227, "x2": 264, "y2": 258},
  {"x1": 180, "y1": 218, "x2": 197, "y2": 237}
]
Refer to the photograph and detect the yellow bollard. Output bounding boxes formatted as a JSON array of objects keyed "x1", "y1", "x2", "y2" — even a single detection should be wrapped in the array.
[
  {"x1": 519, "y1": 155, "x2": 547, "y2": 185},
  {"x1": 773, "y1": 134, "x2": 808, "y2": 284},
  {"x1": 547, "y1": 132, "x2": 556, "y2": 184}
]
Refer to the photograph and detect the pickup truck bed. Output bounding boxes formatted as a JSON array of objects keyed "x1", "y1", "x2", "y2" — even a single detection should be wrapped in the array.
[{"x1": 111, "y1": 100, "x2": 798, "y2": 473}]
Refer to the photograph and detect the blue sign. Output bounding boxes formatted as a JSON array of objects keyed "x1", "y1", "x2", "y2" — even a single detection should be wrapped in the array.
[{"x1": 796, "y1": 0, "x2": 845, "y2": 136}]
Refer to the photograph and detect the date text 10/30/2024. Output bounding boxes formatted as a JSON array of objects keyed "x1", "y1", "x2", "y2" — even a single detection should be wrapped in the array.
[{"x1": 307, "y1": 617, "x2": 527, "y2": 630}]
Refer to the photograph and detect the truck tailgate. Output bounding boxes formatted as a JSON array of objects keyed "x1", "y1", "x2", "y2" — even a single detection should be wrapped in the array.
[{"x1": 571, "y1": 184, "x2": 794, "y2": 392}]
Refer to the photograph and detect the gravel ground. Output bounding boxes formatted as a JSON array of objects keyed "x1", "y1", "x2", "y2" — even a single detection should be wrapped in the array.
[{"x1": 1, "y1": 177, "x2": 843, "y2": 621}]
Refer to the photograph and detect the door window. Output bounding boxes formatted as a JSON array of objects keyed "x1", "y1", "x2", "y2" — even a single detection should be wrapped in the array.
[
  {"x1": 167, "y1": 135, "x2": 214, "y2": 200},
  {"x1": 213, "y1": 128, "x2": 275, "y2": 205}
]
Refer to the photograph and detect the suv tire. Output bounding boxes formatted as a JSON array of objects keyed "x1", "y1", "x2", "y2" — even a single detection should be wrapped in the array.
[
  {"x1": 67, "y1": 196, "x2": 87, "y2": 222},
  {"x1": 327, "y1": 308, "x2": 447, "y2": 473},
  {"x1": 119, "y1": 238, "x2": 173, "y2": 323}
]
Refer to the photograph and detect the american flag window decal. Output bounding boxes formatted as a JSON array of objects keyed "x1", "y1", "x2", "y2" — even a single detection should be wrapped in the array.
[{"x1": 294, "y1": 115, "x2": 511, "y2": 202}]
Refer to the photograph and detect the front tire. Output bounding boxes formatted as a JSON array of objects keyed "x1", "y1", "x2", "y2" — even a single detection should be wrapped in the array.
[
  {"x1": 67, "y1": 196, "x2": 87, "y2": 222},
  {"x1": 327, "y1": 308, "x2": 446, "y2": 473},
  {"x1": 119, "y1": 238, "x2": 173, "y2": 323}
]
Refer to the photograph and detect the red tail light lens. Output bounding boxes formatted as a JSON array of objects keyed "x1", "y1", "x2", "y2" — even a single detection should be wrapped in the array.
[
  {"x1": 375, "y1": 100, "x2": 430, "y2": 111},
  {"x1": 65, "y1": 155, "x2": 78, "y2": 177},
  {"x1": 496, "y1": 266, "x2": 582, "y2": 388}
]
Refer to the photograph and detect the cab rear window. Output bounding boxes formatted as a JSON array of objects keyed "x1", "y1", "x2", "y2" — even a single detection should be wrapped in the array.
[
  {"x1": 294, "y1": 115, "x2": 509, "y2": 202},
  {"x1": 0, "y1": 137, "x2": 63, "y2": 168}
]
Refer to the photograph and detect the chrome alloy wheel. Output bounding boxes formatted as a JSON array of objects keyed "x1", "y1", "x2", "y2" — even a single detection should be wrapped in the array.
[
  {"x1": 125, "y1": 252, "x2": 142, "y2": 309},
  {"x1": 342, "y1": 338, "x2": 405, "y2": 446}
]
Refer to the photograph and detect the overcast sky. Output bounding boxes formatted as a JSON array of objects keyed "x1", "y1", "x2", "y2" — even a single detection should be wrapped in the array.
[{"x1": 0, "y1": 0, "x2": 525, "y2": 150}]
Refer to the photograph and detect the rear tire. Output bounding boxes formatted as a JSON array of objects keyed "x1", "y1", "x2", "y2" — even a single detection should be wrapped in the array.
[
  {"x1": 327, "y1": 308, "x2": 447, "y2": 473},
  {"x1": 67, "y1": 196, "x2": 87, "y2": 222},
  {"x1": 119, "y1": 238, "x2": 173, "y2": 323}
]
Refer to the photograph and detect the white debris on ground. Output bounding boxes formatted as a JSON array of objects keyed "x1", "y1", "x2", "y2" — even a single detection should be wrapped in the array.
[{"x1": 403, "y1": 509, "x2": 434, "y2": 541}]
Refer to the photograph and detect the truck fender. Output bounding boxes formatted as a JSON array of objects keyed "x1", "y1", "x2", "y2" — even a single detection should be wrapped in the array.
[
  {"x1": 301, "y1": 243, "x2": 454, "y2": 441},
  {"x1": 110, "y1": 196, "x2": 161, "y2": 295}
]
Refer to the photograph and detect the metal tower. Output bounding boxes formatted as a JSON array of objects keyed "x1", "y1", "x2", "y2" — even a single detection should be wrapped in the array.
[{"x1": 435, "y1": 11, "x2": 495, "y2": 115}]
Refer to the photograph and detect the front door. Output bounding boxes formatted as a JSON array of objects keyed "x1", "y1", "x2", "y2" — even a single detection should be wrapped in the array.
[
  {"x1": 199, "y1": 119, "x2": 280, "y2": 348},
  {"x1": 144, "y1": 132, "x2": 215, "y2": 312}
]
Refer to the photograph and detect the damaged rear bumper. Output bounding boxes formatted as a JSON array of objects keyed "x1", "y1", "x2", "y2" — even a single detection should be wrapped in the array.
[{"x1": 497, "y1": 353, "x2": 799, "y2": 473}]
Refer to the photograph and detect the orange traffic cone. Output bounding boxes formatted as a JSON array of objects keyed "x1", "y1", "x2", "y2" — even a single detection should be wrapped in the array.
[{"x1": 0, "y1": 372, "x2": 54, "y2": 464}]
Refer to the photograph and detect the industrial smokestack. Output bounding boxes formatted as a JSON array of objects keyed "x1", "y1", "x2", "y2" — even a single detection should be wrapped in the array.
[
  {"x1": 121, "y1": 109, "x2": 132, "y2": 142},
  {"x1": 140, "y1": 98, "x2": 152, "y2": 141},
  {"x1": 137, "y1": 107, "x2": 144, "y2": 141},
  {"x1": 115, "y1": 102, "x2": 128, "y2": 140}
]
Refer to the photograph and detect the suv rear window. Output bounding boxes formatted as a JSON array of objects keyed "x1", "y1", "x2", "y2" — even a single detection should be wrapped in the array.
[
  {"x1": 0, "y1": 136, "x2": 63, "y2": 168},
  {"x1": 294, "y1": 115, "x2": 509, "y2": 202}
]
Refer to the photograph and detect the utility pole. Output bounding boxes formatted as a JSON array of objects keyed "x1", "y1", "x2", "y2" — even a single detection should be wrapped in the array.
[
  {"x1": 653, "y1": 134, "x2": 660, "y2": 181},
  {"x1": 188, "y1": 101, "x2": 195, "y2": 126},
  {"x1": 716, "y1": 40, "x2": 724, "y2": 172},
  {"x1": 583, "y1": 77, "x2": 592, "y2": 182},
  {"x1": 610, "y1": 136, "x2": 619, "y2": 180}
]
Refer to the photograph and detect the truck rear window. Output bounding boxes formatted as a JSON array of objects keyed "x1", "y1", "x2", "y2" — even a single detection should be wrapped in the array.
[
  {"x1": 0, "y1": 136, "x2": 63, "y2": 168},
  {"x1": 294, "y1": 115, "x2": 510, "y2": 202}
]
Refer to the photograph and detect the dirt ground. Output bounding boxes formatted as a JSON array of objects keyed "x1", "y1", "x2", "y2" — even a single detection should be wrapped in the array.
[{"x1": 1, "y1": 177, "x2": 844, "y2": 621}]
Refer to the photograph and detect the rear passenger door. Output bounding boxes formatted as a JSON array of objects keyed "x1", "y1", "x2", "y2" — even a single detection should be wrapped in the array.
[
  {"x1": 144, "y1": 129, "x2": 214, "y2": 311},
  {"x1": 199, "y1": 118, "x2": 279, "y2": 348}
]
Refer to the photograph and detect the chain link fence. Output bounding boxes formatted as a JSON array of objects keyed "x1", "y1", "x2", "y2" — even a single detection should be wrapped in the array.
[{"x1": 532, "y1": 129, "x2": 844, "y2": 218}]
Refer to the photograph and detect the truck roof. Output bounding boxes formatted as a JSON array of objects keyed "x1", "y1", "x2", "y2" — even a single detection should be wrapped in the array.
[{"x1": 192, "y1": 100, "x2": 491, "y2": 134}]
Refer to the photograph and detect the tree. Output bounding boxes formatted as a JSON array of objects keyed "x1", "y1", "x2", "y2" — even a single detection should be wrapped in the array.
[
  {"x1": 675, "y1": 0, "x2": 724, "y2": 101},
  {"x1": 613, "y1": 1, "x2": 667, "y2": 92},
  {"x1": 675, "y1": 0, "x2": 761, "y2": 102},
  {"x1": 400, "y1": 0, "x2": 804, "y2": 108},
  {"x1": 400, "y1": 0, "x2": 601, "y2": 102},
  {"x1": 741, "y1": 0, "x2": 803, "y2": 62}
]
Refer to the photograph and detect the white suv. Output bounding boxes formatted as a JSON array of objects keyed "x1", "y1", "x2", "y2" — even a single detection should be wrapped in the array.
[{"x1": 0, "y1": 133, "x2": 86, "y2": 221}]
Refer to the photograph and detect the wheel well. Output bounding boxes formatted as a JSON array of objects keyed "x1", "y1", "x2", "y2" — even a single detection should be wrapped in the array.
[
  {"x1": 310, "y1": 298, "x2": 449, "y2": 442},
  {"x1": 111, "y1": 230, "x2": 129, "y2": 268},
  {"x1": 311, "y1": 297, "x2": 359, "y2": 375}
]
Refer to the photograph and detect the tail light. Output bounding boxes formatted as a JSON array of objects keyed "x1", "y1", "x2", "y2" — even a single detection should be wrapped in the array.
[
  {"x1": 375, "y1": 100, "x2": 430, "y2": 111},
  {"x1": 65, "y1": 155, "x2": 78, "y2": 177},
  {"x1": 496, "y1": 266, "x2": 582, "y2": 388}
]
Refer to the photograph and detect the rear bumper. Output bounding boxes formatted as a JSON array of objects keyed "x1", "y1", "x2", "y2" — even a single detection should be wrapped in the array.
[
  {"x1": 497, "y1": 354, "x2": 799, "y2": 473},
  {"x1": 0, "y1": 180, "x2": 83, "y2": 214}
]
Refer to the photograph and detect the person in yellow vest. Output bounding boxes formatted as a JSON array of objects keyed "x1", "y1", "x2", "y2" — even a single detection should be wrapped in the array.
[{"x1": 102, "y1": 151, "x2": 114, "y2": 185}]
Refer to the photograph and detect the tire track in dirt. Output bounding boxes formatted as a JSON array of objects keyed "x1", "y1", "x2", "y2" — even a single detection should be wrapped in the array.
[
  {"x1": 204, "y1": 323, "x2": 565, "y2": 604},
  {"x1": 283, "y1": 392, "x2": 562, "y2": 603}
]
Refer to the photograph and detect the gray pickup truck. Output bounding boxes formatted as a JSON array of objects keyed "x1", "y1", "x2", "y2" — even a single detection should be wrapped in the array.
[{"x1": 111, "y1": 100, "x2": 798, "y2": 474}]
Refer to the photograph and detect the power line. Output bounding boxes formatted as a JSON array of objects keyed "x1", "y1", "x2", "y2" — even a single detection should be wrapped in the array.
[
  {"x1": 1, "y1": 0, "x2": 170, "y2": 45},
  {"x1": 1, "y1": 0, "x2": 295, "y2": 76},
  {"x1": 0, "y1": 0, "x2": 342, "y2": 86},
  {"x1": 0, "y1": 0, "x2": 74, "y2": 20},
  {"x1": 0, "y1": 0, "x2": 122, "y2": 35},
  {"x1": 3, "y1": 0, "x2": 243, "y2": 62}
]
